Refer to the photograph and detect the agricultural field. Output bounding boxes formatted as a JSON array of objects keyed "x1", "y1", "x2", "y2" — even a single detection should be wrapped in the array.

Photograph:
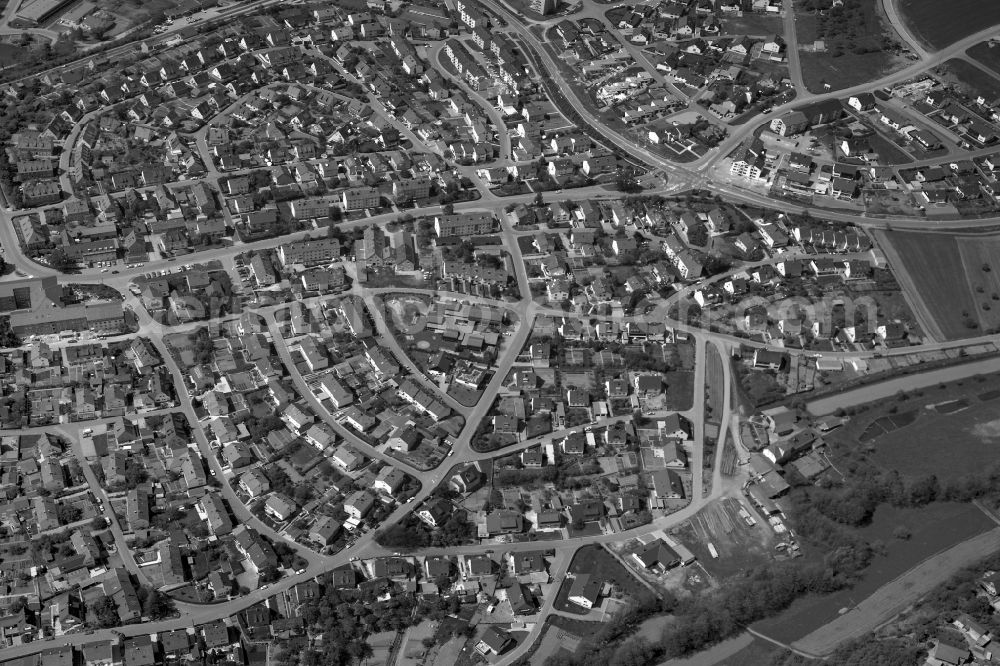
[
  {"x1": 876, "y1": 230, "x2": 1000, "y2": 340},
  {"x1": 968, "y1": 41, "x2": 1000, "y2": 77},
  {"x1": 900, "y1": 0, "x2": 1000, "y2": 50},
  {"x1": 935, "y1": 58, "x2": 1000, "y2": 100},
  {"x1": 753, "y1": 502, "x2": 995, "y2": 645}
]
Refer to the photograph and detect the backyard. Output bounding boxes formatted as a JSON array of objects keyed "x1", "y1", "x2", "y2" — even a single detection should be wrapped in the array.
[{"x1": 553, "y1": 544, "x2": 656, "y2": 614}]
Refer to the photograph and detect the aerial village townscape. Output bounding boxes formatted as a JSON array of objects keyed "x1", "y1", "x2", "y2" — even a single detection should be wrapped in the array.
[{"x1": 4, "y1": 0, "x2": 1000, "y2": 665}]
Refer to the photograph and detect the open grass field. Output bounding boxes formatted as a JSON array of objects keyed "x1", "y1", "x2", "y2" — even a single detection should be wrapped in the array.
[
  {"x1": 714, "y1": 636, "x2": 781, "y2": 665},
  {"x1": 754, "y1": 502, "x2": 995, "y2": 645},
  {"x1": 800, "y1": 50, "x2": 905, "y2": 94},
  {"x1": 720, "y1": 13, "x2": 784, "y2": 37},
  {"x1": 937, "y1": 58, "x2": 1000, "y2": 100},
  {"x1": 796, "y1": 0, "x2": 905, "y2": 93},
  {"x1": 877, "y1": 230, "x2": 1000, "y2": 340},
  {"x1": 900, "y1": 0, "x2": 1000, "y2": 51},
  {"x1": 665, "y1": 370, "x2": 694, "y2": 411},
  {"x1": 869, "y1": 397, "x2": 1000, "y2": 479},
  {"x1": 968, "y1": 41, "x2": 1000, "y2": 78},
  {"x1": 965, "y1": 42, "x2": 1000, "y2": 76},
  {"x1": 705, "y1": 344, "x2": 724, "y2": 421}
]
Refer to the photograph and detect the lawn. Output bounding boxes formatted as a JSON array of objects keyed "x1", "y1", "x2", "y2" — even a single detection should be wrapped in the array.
[
  {"x1": 665, "y1": 371, "x2": 694, "y2": 411},
  {"x1": 937, "y1": 58, "x2": 1000, "y2": 100},
  {"x1": 900, "y1": 0, "x2": 1000, "y2": 50},
  {"x1": 869, "y1": 398, "x2": 1000, "y2": 479},
  {"x1": 753, "y1": 501, "x2": 995, "y2": 644},
  {"x1": 705, "y1": 345, "x2": 724, "y2": 420},
  {"x1": 968, "y1": 41, "x2": 1000, "y2": 77},
  {"x1": 867, "y1": 133, "x2": 914, "y2": 164},
  {"x1": 878, "y1": 230, "x2": 983, "y2": 339}
]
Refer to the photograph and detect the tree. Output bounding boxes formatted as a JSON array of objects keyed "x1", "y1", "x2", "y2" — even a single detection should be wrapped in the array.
[
  {"x1": 142, "y1": 588, "x2": 175, "y2": 620},
  {"x1": 0, "y1": 317, "x2": 18, "y2": 347},
  {"x1": 258, "y1": 565, "x2": 281, "y2": 584},
  {"x1": 48, "y1": 248, "x2": 75, "y2": 272},
  {"x1": 57, "y1": 504, "x2": 82, "y2": 524},
  {"x1": 533, "y1": 191, "x2": 545, "y2": 207},
  {"x1": 442, "y1": 203, "x2": 454, "y2": 215},
  {"x1": 90, "y1": 595, "x2": 120, "y2": 628}
]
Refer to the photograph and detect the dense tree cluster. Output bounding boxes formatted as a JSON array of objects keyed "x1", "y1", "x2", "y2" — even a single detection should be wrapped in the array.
[
  {"x1": 89, "y1": 595, "x2": 120, "y2": 628},
  {"x1": 56, "y1": 504, "x2": 82, "y2": 525},
  {"x1": 536, "y1": 457, "x2": 1000, "y2": 664},
  {"x1": 374, "y1": 511, "x2": 474, "y2": 549},
  {"x1": 280, "y1": 578, "x2": 465, "y2": 666},
  {"x1": 137, "y1": 586, "x2": 175, "y2": 620}
]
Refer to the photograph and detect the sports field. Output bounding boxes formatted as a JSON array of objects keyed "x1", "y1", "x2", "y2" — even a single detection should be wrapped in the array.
[{"x1": 900, "y1": 0, "x2": 1000, "y2": 50}]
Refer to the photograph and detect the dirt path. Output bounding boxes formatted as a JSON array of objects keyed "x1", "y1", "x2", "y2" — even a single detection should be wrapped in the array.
[{"x1": 791, "y1": 526, "x2": 1000, "y2": 656}]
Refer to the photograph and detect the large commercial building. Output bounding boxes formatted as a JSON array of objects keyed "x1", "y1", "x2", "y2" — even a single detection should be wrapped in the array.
[
  {"x1": 0, "y1": 276, "x2": 125, "y2": 335},
  {"x1": 16, "y1": 0, "x2": 76, "y2": 25}
]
